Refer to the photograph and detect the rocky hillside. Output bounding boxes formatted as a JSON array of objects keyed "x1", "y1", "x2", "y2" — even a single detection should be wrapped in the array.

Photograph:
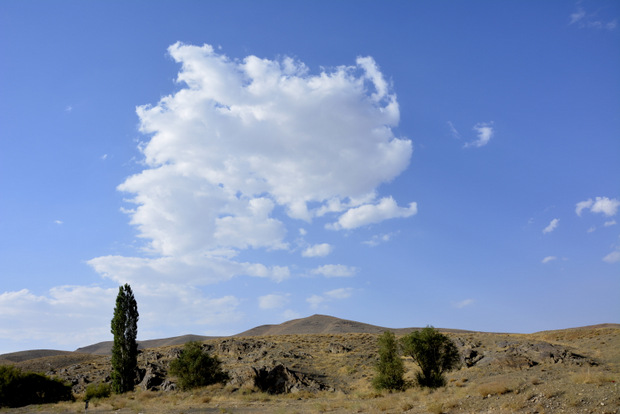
[{"x1": 2, "y1": 316, "x2": 619, "y2": 413}]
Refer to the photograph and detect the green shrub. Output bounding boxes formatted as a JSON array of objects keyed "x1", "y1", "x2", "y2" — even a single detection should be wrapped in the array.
[
  {"x1": 401, "y1": 326, "x2": 460, "y2": 388},
  {"x1": 169, "y1": 341, "x2": 229, "y2": 390},
  {"x1": 0, "y1": 365, "x2": 73, "y2": 408},
  {"x1": 84, "y1": 382, "x2": 111, "y2": 401},
  {"x1": 372, "y1": 331, "x2": 406, "y2": 391}
]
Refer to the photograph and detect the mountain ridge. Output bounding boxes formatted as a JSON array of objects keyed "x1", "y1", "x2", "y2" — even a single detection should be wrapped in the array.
[{"x1": 2, "y1": 314, "x2": 617, "y2": 362}]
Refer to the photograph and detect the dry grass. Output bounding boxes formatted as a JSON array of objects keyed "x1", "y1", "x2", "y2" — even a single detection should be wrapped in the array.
[
  {"x1": 570, "y1": 367, "x2": 617, "y2": 385},
  {"x1": 2, "y1": 326, "x2": 620, "y2": 414},
  {"x1": 477, "y1": 378, "x2": 514, "y2": 396}
]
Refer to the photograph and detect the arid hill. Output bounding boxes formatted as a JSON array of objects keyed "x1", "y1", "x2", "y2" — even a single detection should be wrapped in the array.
[
  {"x1": 73, "y1": 334, "x2": 215, "y2": 356},
  {"x1": 236, "y1": 314, "x2": 403, "y2": 336},
  {"x1": 1, "y1": 314, "x2": 455, "y2": 360},
  {"x1": 1, "y1": 315, "x2": 619, "y2": 413}
]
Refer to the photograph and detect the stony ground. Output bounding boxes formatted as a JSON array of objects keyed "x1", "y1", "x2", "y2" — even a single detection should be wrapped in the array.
[{"x1": 2, "y1": 326, "x2": 619, "y2": 413}]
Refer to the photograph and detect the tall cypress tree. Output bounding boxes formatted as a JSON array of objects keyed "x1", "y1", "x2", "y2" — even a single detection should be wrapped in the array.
[{"x1": 110, "y1": 284, "x2": 139, "y2": 394}]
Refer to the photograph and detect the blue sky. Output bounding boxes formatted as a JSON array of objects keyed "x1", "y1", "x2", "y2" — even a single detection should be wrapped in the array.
[{"x1": 1, "y1": 0, "x2": 618, "y2": 354}]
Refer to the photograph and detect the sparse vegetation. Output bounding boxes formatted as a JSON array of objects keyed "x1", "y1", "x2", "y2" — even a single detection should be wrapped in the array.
[
  {"x1": 372, "y1": 331, "x2": 406, "y2": 391},
  {"x1": 401, "y1": 326, "x2": 460, "y2": 388},
  {"x1": 110, "y1": 283, "x2": 139, "y2": 394},
  {"x1": 169, "y1": 340, "x2": 229, "y2": 390},
  {"x1": 84, "y1": 382, "x2": 111, "y2": 401},
  {"x1": 0, "y1": 365, "x2": 73, "y2": 408},
  {"x1": 1, "y1": 318, "x2": 618, "y2": 413},
  {"x1": 477, "y1": 378, "x2": 513, "y2": 396}
]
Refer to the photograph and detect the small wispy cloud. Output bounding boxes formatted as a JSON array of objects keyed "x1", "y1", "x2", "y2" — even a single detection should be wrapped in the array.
[
  {"x1": 447, "y1": 121, "x2": 461, "y2": 139},
  {"x1": 258, "y1": 293, "x2": 290, "y2": 310},
  {"x1": 363, "y1": 232, "x2": 397, "y2": 247},
  {"x1": 453, "y1": 299, "x2": 474, "y2": 309},
  {"x1": 576, "y1": 197, "x2": 620, "y2": 217},
  {"x1": 543, "y1": 218, "x2": 560, "y2": 234},
  {"x1": 307, "y1": 288, "x2": 354, "y2": 309},
  {"x1": 101, "y1": 154, "x2": 108, "y2": 161},
  {"x1": 542, "y1": 256, "x2": 557, "y2": 264},
  {"x1": 603, "y1": 248, "x2": 620, "y2": 264},
  {"x1": 464, "y1": 122, "x2": 494, "y2": 148},
  {"x1": 281, "y1": 309, "x2": 301, "y2": 320},
  {"x1": 64, "y1": 105, "x2": 73, "y2": 113},
  {"x1": 604, "y1": 220, "x2": 617, "y2": 227},
  {"x1": 449, "y1": 121, "x2": 494, "y2": 148},
  {"x1": 569, "y1": 4, "x2": 617, "y2": 30},
  {"x1": 302, "y1": 243, "x2": 333, "y2": 258},
  {"x1": 54, "y1": 220, "x2": 63, "y2": 225},
  {"x1": 328, "y1": 197, "x2": 417, "y2": 230},
  {"x1": 311, "y1": 264, "x2": 357, "y2": 278}
]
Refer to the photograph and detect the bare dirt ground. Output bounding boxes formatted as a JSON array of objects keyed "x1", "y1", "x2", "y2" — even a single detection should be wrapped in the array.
[{"x1": 2, "y1": 322, "x2": 619, "y2": 413}]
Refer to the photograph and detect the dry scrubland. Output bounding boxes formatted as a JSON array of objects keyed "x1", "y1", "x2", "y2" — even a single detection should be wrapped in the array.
[{"x1": 1, "y1": 323, "x2": 619, "y2": 414}]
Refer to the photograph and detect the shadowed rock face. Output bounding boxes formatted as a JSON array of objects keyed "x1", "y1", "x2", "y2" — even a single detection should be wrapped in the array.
[{"x1": 253, "y1": 364, "x2": 332, "y2": 394}]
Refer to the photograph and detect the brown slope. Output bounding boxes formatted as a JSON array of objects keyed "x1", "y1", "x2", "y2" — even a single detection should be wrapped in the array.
[
  {"x1": 235, "y1": 314, "x2": 395, "y2": 336},
  {"x1": 0, "y1": 349, "x2": 75, "y2": 363},
  {"x1": 75, "y1": 334, "x2": 215, "y2": 355},
  {"x1": 235, "y1": 314, "x2": 473, "y2": 337}
]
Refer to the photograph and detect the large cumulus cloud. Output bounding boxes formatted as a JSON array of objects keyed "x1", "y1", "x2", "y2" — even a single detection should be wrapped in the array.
[{"x1": 89, "y1": 42, "x2": 414, "y2": 286}]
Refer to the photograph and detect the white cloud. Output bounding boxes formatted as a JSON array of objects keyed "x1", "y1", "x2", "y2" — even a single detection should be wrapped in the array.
[
  {"x1": 570, "y1": 7, "x2": 586, "y2": 25},
  {"x1": 54, "y1": 219, "x2": 63, "y2": 225},
  {"x1": 311, "y1": 264, "x2": 357, "y2": 278},
  {"x1": 542, "y1": 256, "x2": 557, "y2": 264},
  {"x1": 0, "y1": 284, "x2": 243, "y2": 353},
  {"x1": 214, "y1": 198, "x2": 288, "y2": 250},
  {"x1": 307, "y1": 287, "x2": 354, "y2": 309},
  {"x1": 89, "y1": 42, "x2": 413, "y2": 289},
  {"x1": 591, "y1": 197, "x2": 620, "y2": 216},
  {"x1": 88, "y1": 254, "x2": 290, "y2": 286},
  {"x1": 302, "y1": 243, "x2": 333, "y2": 258},
  {"x1": 543, "y1": 218, "x2": 560, "y2": 234},
  {"x1": 325, "y1": 287, "x2": 354, "y2": 299},
  {"x1": 281, "y1": 309, "x2": 301, "y2": 320},
  {"x1": 453, "y1": 298, "x2": 474, "y2": 308},
  {"x1": 306, "y1": 295, "x2": 325, "y2": 309},
  {"x1": 329, "y1": 197, "x2": 417, "y2": 230},
  {"x1": 258, "y1": 293, "x2": 290, "y2": 309},
  {"x1": 604, "y1": 220, "x2": 617, "y2": 227},
  {"x1": 447, "y1": 121, "x2": 461, "y2": 139},
  {"x1": 464, "y1": 122, "x2": 494, "y2": 148},
  {"x1": 576, "y1": 199, "x2": 593, "y2": 216},
  {"x1": 0, "y1": 286, "x2": 116, "y2": 352},
  {"x1": 363, "y1": 232, "x2": 396, "y2": 246},
  {"x1": 569, "y1": 5, "x2": 617, "y2": 30},
  {"x1": 602, "y1": 248, "x2": 620, "y2": 264},
  {"x1": 576, "y1": 197, "x2": 620, "y2": 217}
]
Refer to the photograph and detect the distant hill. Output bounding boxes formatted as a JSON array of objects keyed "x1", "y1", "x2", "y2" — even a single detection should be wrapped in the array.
[
  {"x1": 236, "y1": 314, "x2": 397, "y2": 336},
  {"x1": 0, "y1": 349, "x2": 76, "y2": 363},
  {"x1": 234, "y1": 314, "x2": 474, "y2": 336},
  {"x1": 3, "y1": 314, "x2": 616, "y2": 363},
  {"x1": 74, "y1": 334, "x2": 215, "y2": 355}
]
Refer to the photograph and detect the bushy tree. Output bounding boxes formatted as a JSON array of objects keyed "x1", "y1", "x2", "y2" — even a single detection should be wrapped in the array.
[
  {"x1": 111, "y1": 283, "x2": 139, "y2": 394},
  {"x1": 401, "y1": 326, "x2": 460, "y2": 388},
  {"x1": 372, "y1": 331, "x2": 406, "y2": 391},
  {"x1": 169, "y1": 341, "x2": 229, "y2": 390},
  {"x1": 0, "y1": 365, "x2": 73, "y2": 408}
]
